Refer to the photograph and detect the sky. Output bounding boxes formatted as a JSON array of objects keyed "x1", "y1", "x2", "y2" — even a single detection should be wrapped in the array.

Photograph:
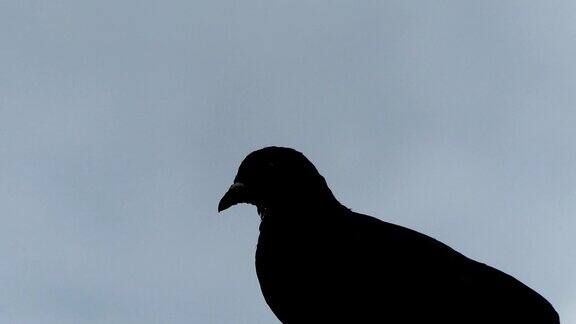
[{"x1": 1, "y1": 0, "x2": 575, "y2": 323}]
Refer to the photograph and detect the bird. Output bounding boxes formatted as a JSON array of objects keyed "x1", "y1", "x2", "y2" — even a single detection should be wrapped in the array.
[{"x1": 218, "y1": 146, "x2": 559, "y2": 323}]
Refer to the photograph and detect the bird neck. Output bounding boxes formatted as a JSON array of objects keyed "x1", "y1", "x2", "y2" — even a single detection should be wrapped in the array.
[
  {"x1": 258, "y1": 198, "x2": 348, "y2": 231},
  {"x1": 257, "y1": 174, "x2": 348, "y2": 224}
]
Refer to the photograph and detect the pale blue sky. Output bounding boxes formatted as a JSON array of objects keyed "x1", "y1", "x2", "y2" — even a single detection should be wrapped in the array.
[{"x1": 1, "y1": 1, "x2": 575, "y2": 323}]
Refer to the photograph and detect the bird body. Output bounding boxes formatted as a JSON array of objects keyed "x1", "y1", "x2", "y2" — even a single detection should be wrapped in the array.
[{"x1": 219, "y1": 147, "x2": 559, "y2": 323}]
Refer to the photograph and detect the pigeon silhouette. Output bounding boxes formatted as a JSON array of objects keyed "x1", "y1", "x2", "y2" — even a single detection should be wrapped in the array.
[{"x1": 218, "y1": 146, "x2": 559, "y2": 323}]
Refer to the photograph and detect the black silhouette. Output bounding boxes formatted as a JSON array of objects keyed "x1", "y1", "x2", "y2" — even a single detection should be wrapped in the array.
[{"x1": 218, "y1": 147, "x2": 559, "y2": 323}]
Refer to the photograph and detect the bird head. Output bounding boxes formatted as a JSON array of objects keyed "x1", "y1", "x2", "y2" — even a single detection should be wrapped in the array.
[{"x1": 218, "y1": 147, "x2": 340, "y2": 218}]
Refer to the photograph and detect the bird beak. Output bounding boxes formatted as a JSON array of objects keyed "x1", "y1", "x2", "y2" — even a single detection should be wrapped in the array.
[{"x1": 218, "y1": 182, "x2": 250, "y2": 212}]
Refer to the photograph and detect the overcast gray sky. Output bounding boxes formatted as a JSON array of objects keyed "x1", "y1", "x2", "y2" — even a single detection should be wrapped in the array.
[{"x1": 1, "y1": 1, "x2": 575, "y2": 323}]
